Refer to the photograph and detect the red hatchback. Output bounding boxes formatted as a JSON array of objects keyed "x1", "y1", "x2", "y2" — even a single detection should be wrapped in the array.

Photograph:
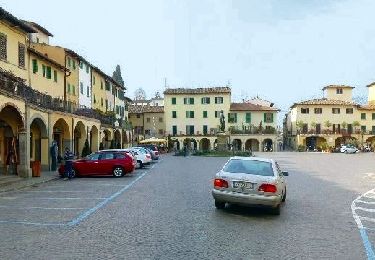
[{"x1": 58, "y1": 151, "x2": 136, "y2": 177}]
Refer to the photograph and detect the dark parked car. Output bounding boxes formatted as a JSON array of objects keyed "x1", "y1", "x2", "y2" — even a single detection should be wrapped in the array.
[{"x1": 58, "y1": 151, "x2": 136, "y2": 177}]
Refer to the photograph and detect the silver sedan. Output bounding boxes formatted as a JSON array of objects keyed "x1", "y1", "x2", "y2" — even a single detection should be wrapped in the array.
[{"x1": 212, "y1": 157, "x2": 288, "y2": 215}]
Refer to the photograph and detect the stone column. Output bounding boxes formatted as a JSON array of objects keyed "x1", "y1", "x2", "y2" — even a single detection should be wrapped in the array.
[{"x1": 18, "y1": 130, "x2": 31, "y2": 177}]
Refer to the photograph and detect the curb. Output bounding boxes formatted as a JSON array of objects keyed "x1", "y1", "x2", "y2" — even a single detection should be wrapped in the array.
[{"x1": 0, "y1": 175, "x2": 60, "y2": 194}]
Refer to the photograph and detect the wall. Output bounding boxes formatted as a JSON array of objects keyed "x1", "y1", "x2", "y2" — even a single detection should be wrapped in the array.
[
  {"x1": 325, "y1": 87, "x2": 353, "y2": 102},
  {"x1": 78, "y1": 61, "x2": 92, "y2": 108},
  {"x1": 91, "y1": 70, "x2": 106, "y2": 112},
  {"x1": 143, "y1": 112, "x2": 165, "y2": 138}
]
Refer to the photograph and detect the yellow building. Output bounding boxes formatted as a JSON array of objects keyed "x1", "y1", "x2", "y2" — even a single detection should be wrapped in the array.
[
  {"x1": 285, "y1": 85, "x2": 375, "y2": 150},
  {"x1": 0, "y1": 7, "x2": 35, "y2": 84},
  {"x1": 128, "y1": 105, "x2": 165, "y2": 141}
]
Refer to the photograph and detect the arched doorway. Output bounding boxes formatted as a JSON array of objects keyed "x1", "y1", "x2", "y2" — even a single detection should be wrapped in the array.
[
  {"x1": 90, "y1": 125, "x2": 99, "y2": 152},
  {"x1": 245, "y1": 139, "x2": 259, "y2": 152},
  {"x1": 183, "y1": 138, "x2": 197, "y2": 150},
  {"x1": 101, "y1": 129, "x2": 112, "y2": 149},
  {"x1": 200, "y1": 138, "x2": 210, "y2": 151},
  {"x1": 114, "y1": 130, "x2": 121, "y2": 149},
  {"x1": 0, "y1": 105, "x2": 24, "y2": 175},
  {"x1": 366, "y1": 136, "x2": 375, "y2": 149},
  {"x1": 263, "y1": 139, "x2": 273, "y2": 152},
  {"x1": 335, "y1": 136, "x2": 357, "y2": 148},
  {"x1": 305, "y1": 136, "x2": 327, "y2": 151},
  {"x1": 232, "y1": 139, "x2": 242, "y2": 151},
  {"x1": 172, "y1": 139, "x2": 180, "y2": 150},
  {"x1": 30, "y1": 118, "x2": 48, "y2": 171},
  {"x1": 74, "y1": 121, "x2": 86, "y2": 157},
  {"x1": 53, "y1": 118, "x2": 71, "y2": 157}
]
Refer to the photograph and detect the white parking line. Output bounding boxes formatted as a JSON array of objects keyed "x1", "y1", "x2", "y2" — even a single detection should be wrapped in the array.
[
  {"x1": 22, "y1": 190, "x2": 98, "y2": 193},
  {"x1": 35, "y1": 197, "x2": 108, "y2": 200},
  {"x1": 0, "y1": 205, "x2": 86, "y2": 210}
]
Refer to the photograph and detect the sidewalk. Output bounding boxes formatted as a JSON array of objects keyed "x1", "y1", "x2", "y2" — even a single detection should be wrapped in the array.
[{"x1": 0, "y1": 171, "x2": 60, "y2": 193}]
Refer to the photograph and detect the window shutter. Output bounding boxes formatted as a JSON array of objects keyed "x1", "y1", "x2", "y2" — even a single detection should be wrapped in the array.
[
  {"x1": 53, "y1": 70, "x2": 57, "y2": 82},
  {"x1": 18, "y1": 43, "x2": 25, "y2": 68},
  {"x1": 0, "y1": 33, "x2": 7, "y2": 60},
  {"x1": 46, "y1": 66, "x2": 52, "y2": 79},
  {"x1": 190, "y1": 98, "x2": 194, "y2": 104},
  {"x1": 264, "y1": 113, "x2": 266, "y2": 122},
  {"x1": 271, "y1": 113, "x2": 274, "y2": 123},
  {"x1": 32, "y1": 59, "x2": 38, "y2": 73}
]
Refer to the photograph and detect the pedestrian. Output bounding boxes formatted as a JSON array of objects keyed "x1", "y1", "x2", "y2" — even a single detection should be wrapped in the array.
[
  {"x1": 6, "y1": 150, "x2": 16, "y2": 175},
  {"x1": 63, "y1": 147, "x2": 75, "y2": 180}
]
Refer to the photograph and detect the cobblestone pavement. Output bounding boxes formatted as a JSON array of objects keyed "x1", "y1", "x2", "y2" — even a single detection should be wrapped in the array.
[{"x1": 0, "y1": 152, "x2": 374, "y2": 259}]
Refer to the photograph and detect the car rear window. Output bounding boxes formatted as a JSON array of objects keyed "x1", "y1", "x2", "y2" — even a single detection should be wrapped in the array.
[{"x1": 223, "y1": 159, "x2": 274, "y2": 176}]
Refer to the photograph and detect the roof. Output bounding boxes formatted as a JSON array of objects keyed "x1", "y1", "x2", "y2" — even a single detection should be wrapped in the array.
[
  {"x1": 28, "y1": 47, "x2": 68, "y2": 71},
  {"x1": 366, "y1": 82, "x2": 375, "y2": 88},
  {"x1": 128, "y1": 105, "x2": 164, "y2": 114},
  {"x1": 21, "y1": 20, "x2": 53, "y2": 36},
  {"x1": 291, "y1": 98, "x2": 358, "y2": 107},
  {"x1": 322, "y1": 85, "x2": 355, "y2": 90},
  {"x1": 64, "y1": 48, "x2": 125, "y2": 90},
  {"x1": 0, "y1": 7, "x2": 36, "y2": 33},
  {"x1": 357, "y1": 105, "x2": 375, "y2": 111},
  {"x1": 230, "y1": 103, "x2": 279, "y2": 112},
  {"x1": 164, "y1": 87, "x2": 231, "y2": 95}
]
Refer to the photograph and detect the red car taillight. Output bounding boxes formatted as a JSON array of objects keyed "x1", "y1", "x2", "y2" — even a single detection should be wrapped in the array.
[
  {"x1": 214, "y1": 178, "x2": 228, "y2": 188},
  {"x1": 146, "y1": 154, "x2": 151, "y2": 158},
  {"x1": 258, "y1": 184, "x2": 277, "y2": 193}
]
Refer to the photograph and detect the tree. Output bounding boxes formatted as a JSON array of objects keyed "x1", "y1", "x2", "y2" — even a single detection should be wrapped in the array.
[
  {"x1": 112, "y1": 65, "x2": 124, "y2": 88},
  {"x1": 134, "y1": 88, "x2": 146, "y2": 100},
  {"x1": 324, "y1": 120, "x2": 332, "y2": 129},
  {"x1": 341, "y1": 121, "x2": 348, "y2": 129},
  {"x1": 310, "y1": 121, "x2": 317, "y2": 130},
  {"x1": 296, "y1": 120, "x2": 304, "y2": 132}
]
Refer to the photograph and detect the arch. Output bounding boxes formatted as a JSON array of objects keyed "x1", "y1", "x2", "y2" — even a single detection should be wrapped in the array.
[
  {"x1": 52, "y1": 118, "x2": 71, "y2": 157},
  {"x1": 335, "y1": 136, "x2": 357, "y2": 148},
  {"x1": 0, "y1": 105, "x2": 24, "y2": 175},
  {"x1": 183, "y1": 138, "x2": 197, "y2": 150},
  {"x1": 200, "y1": 138, "x2": 210, "y2": 151},
  {"x1": 90, "y1": 125, "x2": 99, "y2": 152},
  {"x1": 171, "y1": 139, "x2": 180, "y2": 150},
  {"x1": 305, "y1": 136, "x2": 327, "y2": 151},
  {"x1": 245, "y1": 139, "x2": 260, "y2": 152},
  {"x1": 30, "y1": 117, "x2": 49, "y2": 172},
  {"x1": 232, "y1": 139, "x2": 242, "y2": 151},
  {"x1": 74, "y1": 121, "x2": 86, "y2": 157},
  {"x1": 102, "y1": 129, "x2": 112, "y2": 149}
]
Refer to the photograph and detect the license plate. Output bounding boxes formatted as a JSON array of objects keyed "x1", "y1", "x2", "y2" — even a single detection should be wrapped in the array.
[{"x1": 233, "y1": 181, "x2": 254, "y2": 189}]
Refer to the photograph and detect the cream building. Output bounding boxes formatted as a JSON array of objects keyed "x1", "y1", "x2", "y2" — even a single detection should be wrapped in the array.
[{"x1": 284, "y1": 85, "x2": 375, "y2": 150}]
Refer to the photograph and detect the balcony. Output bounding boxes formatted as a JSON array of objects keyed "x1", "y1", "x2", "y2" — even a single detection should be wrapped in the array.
[{"x1": 229, "y1": 126, "x2": 276, "y2": 135}]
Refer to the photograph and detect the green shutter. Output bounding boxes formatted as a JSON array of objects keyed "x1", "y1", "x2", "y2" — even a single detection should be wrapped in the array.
[
  {"x1": 270, "y1": 113, "x2": 274, "y2": 123},
  {"x1": 191, "y1": 111, "x2": 194, "y2": 118},
  {"x1": 201, "y1": 97, "x2": 204, "y2": 104},
  {"x1": 264, "y1": 113, "x2": 266, "y2": 122},
  {"x1": 246, "y1": 113, "x2": 251, "y2": 123},
  {"x1": 190, "y1": 98, "x2": 194, "y2": 104},
  {"x1": 234, "y1": 113, "x2": 237, "y2": 123},
  {"x1": 203, "y1": 111, "x2": 207, "y2": 118},
  {"x1": 184, "y1": 98, "x2": 187, "y2": 104},
  {"x1": 72, "y1": 60, "x2": 76, "y2": 70},
  {"x1": 372, "y1": 113, "x2": 375, "y2": 120},
  {"x1": 32, "y1": 59, "x2": 38, "y2": 73},
  {"x1": 172, "y1": 97, "x2": 176, "y2": 105},
  {"x1": 67, "y1": 83, "x2": 71, "y2": 93},
  {"x1": 53, "y1": 70, "x2": 57, "y2": 82},
  {"x1": 42, "y1": 64, "x2": 46, "y2": 77},
  {"x1": 186, "y1": 111, "x2": 188, "y2": 118},
  {"x1": 46, "y1": 66, "x2": 51, "y2": 79}
]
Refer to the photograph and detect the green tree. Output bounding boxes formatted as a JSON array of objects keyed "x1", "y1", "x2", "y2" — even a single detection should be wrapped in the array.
[{"x1": 112, "y1": 65, "x2": 124, "y2": 88}]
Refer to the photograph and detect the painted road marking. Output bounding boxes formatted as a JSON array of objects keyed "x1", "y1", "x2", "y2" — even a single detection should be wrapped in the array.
[
  {"x1": 0, "y1": 159, "x2": 161, "y2": 226},
  {"x1": 0, "y1": 206, "x2": 86, "y2": 210},
  {"x1": 352, "y1": 188, "x2": 375, "y2": 259}
]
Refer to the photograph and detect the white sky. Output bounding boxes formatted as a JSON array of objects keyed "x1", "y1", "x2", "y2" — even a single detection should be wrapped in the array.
[{"x1": 2, "y1": 0, "x2": 375, "y2": 114}]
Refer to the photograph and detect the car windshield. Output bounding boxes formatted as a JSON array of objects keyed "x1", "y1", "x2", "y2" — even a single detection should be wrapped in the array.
[{"x1": 223, "y1": 159, "x2": 274, "y2": 176}]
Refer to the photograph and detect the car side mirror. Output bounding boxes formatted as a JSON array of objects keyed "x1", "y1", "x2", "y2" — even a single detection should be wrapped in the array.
[{"x1": 281, "y1": 171, "x2": 289, "y2": 176}]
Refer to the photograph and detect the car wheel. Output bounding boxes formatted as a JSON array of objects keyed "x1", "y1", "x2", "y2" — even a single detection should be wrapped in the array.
[
  {"x1": 138, "y1": 160, "x2": 144, "y2": 168},
  {"x1": 344, "y1": 150, "x2": 348, "y2": 154},
  {"x1": 215, "y1": 201, "x2": 226, "y2": 209},
  {"x1": 282, "y1": 189, "x2": 286, "y2": 202},
  {"x1": 113, "y1": 167, "x2": 124, "y2": 177},
  {"x1": 270, "y1": 204, "x2": 281, "y2": 215}
]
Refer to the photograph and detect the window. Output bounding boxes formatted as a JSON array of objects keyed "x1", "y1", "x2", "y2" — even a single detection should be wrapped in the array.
[
  {"x1": 67, "y1": 57, "x2": 71, "y2": 68},
  {"x1": 100, "y1": 153, "x2": 114, "y2": 160},
  {"x1": 186, "y1": 125, "x2": 195, "y2": 135},
  {"x1": 159, "y1": 117, "x2": 163, "y2": 122},
  {"x1": 94, "y1": 95, "x2": 96, "y2": 104},
  {"x1": 146, "y1": 118, "x2": 150, "y2": 123},
  {"x1": 245, "y1": 113, "x2": 251, "y2": 123},
  {"x1": 372, "y1": 126, "x2": 375, "y2": 134},
  {"x1": 158, "y1": 129, "x2": 164, "y2": 135},
  {"x1": 87, "y1": 86, "x2": 90, "y2": 97},
  {"x1": 105, "y1": 100, "x2": 108, "y2": 110},
  {"x1": 361, "y1": 113, "x2": 366, "y2": 120},
  {"x1": 42, "y1": 64, "x2": 46, "y2": 77},
  {"x1": 72, "y1": 85, "x2": 75, "y2": 95},
  {"x1": 93, "y1": 76, "x2": 96, "y2": 85},
  {"x1": 67, "y1": 83, "x2": 71, "y2": 93},
  {"x1": 101, "y1": 81, "x2": 103, "y2": 90},
  {"x1": 105, "y1": 81, "x2": 110, "y2": 91},
  {"x1": 46, "y1": 66, "x2": 51, "y2": 79},
  {"x1": 203, "y1": 125, "x2": 208, "y2": 135},
  {"x1": 361, "y1": 125, "x2": 367, "y2": 132},
  {"x1": 171, "y1": 97, "x2": 176, "y2": 105},
  {"x1": 0, "y1": 33, "x2": 7, "y2": 60},
  {"x1": 228, "y1": 113, "x2": 237, "y2": 123},
  {"x1": 79, "y1": 61, "x2": 83, "y2": 69},
  {"x1": 32, "y1": 59, "x2": 38, "y2": 73},
  {"x1": 332, "y1": 108, "x2": 340, "y2": 114},
  {"x1": 172, "y1": 111, "x2": 177, "y2": 118},
  {"x1": 80, "y1": 82, "x2": 84, "y2": 94},
  {"x1": 116, "y1": 106, "x2": 120, "y2": 114},
  {"x1": 172, "y1": 125, "x2": 177, "y2": 135},
  {"x1": 101, "y1": 98, "x2": 103, "y2": 107},
  {"x1": 203, "y1": 111, "x2": 208, "y2": 118},
  {"x1": 201, "y1": 97, "x2": 210, "y2": 104},
  {"x1": 336, "y1": 88, "x2": 343, "y2": 94},
  {"x1": 136, "y1": 114, "x2": 140, "y2": 118},
  {"x1": 53, "y1": 70, "x2": 57, "y2": 82},
  {"x1": 18, "y1": 43, "x2": 25, "y2": 68},
  {"x1": 215, "y1": 111, "x2": 221, "y2": 118},
  {"x1": 215, "y1": 97, "x2": 223, "y2": 104},
  {"x1": 301, "y1": 108, "x2": 309, "y2": 114},
  {"x1": 264, "y1": 113, "x2": 273, "y2": 123},
  {"x1": 72, "y1": 60, "x2": 76, "y2": 70},
  {"x1": 346, "y1": 108, "x2": 353, "y2": 114},
  {"x1": 372, "y1": 113, "x2": 375, "y2": 120},
  {"x1": 184, "y1": 97, "x2": 194, "y2": 105},
  {"x1": 86, "y1": 64, "x2": 89, "y2": 73},
  {"x1": 186, "y1": 111, "x2": 194, "y2": 118},
  {"x1": 314, "y1": 108, "x2": 322, "y2": 114},
  {"x1": 223, "y1": 159, "x2": 274, "y2": 176}
]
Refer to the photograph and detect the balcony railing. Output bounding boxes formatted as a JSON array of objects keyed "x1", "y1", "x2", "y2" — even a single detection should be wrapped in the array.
[
  {"x1": 296, "y1": 129, "x2": 374, "y2": 135},
  {"x1": 0, "y1": 70, "x2": 123, "y2": 128},
  {"x1": 229, "y1": 126, "x2": 276, "y2": 135}
]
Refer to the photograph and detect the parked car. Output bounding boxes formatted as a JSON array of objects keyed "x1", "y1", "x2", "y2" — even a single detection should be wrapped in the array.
[
  {"x1": 100, "y1": 149, "x2": 137, "y2": 166},
  {"x1": 128, "y1": 147, "x2": 152, "y2": 168},
  {"x1": 58, "y1": 151, "x2": 136, "y2": 177},
  {"x1": 134, "y1": 145, "x2": 159, "y2": 160},
  {"x1": 340, "y1": 144, "x2": 358, "y2": 154},
  {"x1": 212, "y1": 157, "x2": 288, "y2": 215}
]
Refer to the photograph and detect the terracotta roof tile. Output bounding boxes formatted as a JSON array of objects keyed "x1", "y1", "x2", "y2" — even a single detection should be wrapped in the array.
[
  {"x1": 0, "y1": 7, "x2": 36, "y2": 33},
  {"x1": 291, "y1": 98, "x2": 358, "y2": 107},
  {"x1": 358, "y1": 105, "x2": 375, "y2": 111},
  {"x1": 22, "y1": 20, "x2": 53, "y2": 36},
  {"x1": 128, "y1": 105, "x2": 164, "y2": 113},
  {"x1": 230, "y1": 103, "x2": 279, "y2": 111},
  {"x1": 322, "y1": 85, "x2": 355, "y2": 90},
  {"x1": 164, "y1": 87, "x2": 231, "y2": 95}
]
